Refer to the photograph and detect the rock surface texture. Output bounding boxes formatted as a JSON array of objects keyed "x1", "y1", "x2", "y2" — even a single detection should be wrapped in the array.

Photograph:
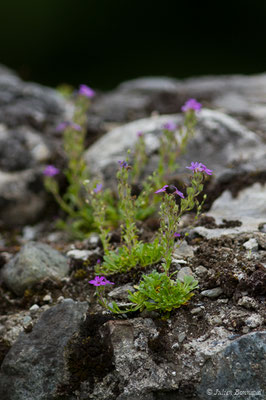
[
  {"x1": 0, "y1": 300, "x2": 88, "y2": 400},
  {"x1": 1, "y1": 241, "x2": 69, "y2": 295},
  {"x1": 0, "y1": 68, "x2": 266, "y2": 400}
]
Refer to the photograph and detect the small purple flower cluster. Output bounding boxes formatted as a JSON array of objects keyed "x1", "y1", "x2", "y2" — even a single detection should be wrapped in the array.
[
  {"x1": 79, "y1": 84, "x2": 95, "y2": 98},
  {"x1": 155, "y1": 185, "x2": 184, "y2": 198},
  {"x1": 56, "y1": 121, "x2": 81, "y2": 132},
  {"x1": 94, "y1": 183, "x2": 103, "y2": 193},
  {"x1": 163, "y1": 122, "x2": 176, "y2": 132},
  {"x1": 43, "y1": 165, "x2": 60, "y2": 177},
  {"x1": 118, "y1": 160, "x2": 128, "y2": 169},
  {"x1": 89, "y1": 276, "x2": 114, "y2": 286},
  {"x1": 186, "y1": 162, "x2": 212, "y2": 175},
  {"x1": 181, "y1": 99, "x2": 202, "y2": 112}
]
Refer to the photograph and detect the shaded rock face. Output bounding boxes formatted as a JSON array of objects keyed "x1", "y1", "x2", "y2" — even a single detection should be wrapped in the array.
[
  {"x1": 1, "y1": 241, "x2": 69, "y2": 295},
  {"x1": 0, "y1": 300, "x2": 88, "y2": 400},
  {"x1": 4, "y1": 307, "x2": 263, "y2": 400},
  {"x1": 0, "y1": 65, "x2": 65, "y2": 130},
  {"x1": 196, "y1": 331, "x2": 266, "y2": 400},
  {"x1": 84, "y1": 108, "x2": 266, "y2": 186},
  {"x1": 0, "y1": 64, "x2": 68, "y2": 228},
  {"x1": 89, "y1": 74, "x2": 266, "y2": 134}
]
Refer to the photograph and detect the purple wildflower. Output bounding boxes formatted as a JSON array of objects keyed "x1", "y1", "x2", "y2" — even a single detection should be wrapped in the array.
[
  {"x1": 89, "y1": 276, "x2": 114, "y2": 286},
  {"x1": 155, "y1": 185, "x2": 169, "y2": 194},
  {"x1": 137, "y1": 131, "x2": 143, "y2": 137},
  {"x1": 155, "y1": 185, "x2": 184, "y2": 198},
  {"x1": 94, "y1": 183, "x2": 103, "y2": 193},
  {"x1": 56, "y1": 121, "x2": 81, "y2": 132},
  {"x1": 118, "y1": 160, "x2": 128, "y2": 169},
  {"x1": 79, "y1": 84, "x2": 95, "y2": 98},
  {"x1": 96, "y1": 259, "x2": 101, "y2": 264},
  {"x1": 186, "y1": 162, "x2": 212, "y2": 175},
  {"x1": 174, "y1": 232, "x2": 181, "y2": 238},
  {"x1": 43, "y1": 165, "x2": 60, "y2": 177},
  {"x1": 163, "y1": 122, "x2": 176, "y2": 131},
  {"x1": 199, "y1": 163, "x2": 213, "y2": 176},
  {"x1": 186, "y1": 162, "x2": 203, "y2": 173},
  {"x1": 181, "y1": 98, "x2": 202, "y2": 112}
]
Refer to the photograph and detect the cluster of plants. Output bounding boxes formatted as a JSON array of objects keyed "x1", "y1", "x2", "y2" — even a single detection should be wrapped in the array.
[{"x1": 44, "y1": 90, "x2": 213, "y2": 316}]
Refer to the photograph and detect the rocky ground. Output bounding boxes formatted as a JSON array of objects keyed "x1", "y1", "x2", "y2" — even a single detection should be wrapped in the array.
[{"x1": 0, "y1": 65, "x2": 265, "y2": 400}]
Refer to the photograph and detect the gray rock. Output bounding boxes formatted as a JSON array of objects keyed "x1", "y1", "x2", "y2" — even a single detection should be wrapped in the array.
[
  {"x1": 0, "y1": 168, "x2": 48, "y2": 227},
  {"x1": 197, "y1": 331, "x2": 266, "y2": 400},
  {"x1": 84, "y1": 109, "x2": 266, "y2": 190},
  {"x1": 195, "y1": 265, "x2": 208, "y2": 277},
  {"x1": 176, "y1": 267, "x2": 194, "y2": 283},
  {"x1": 0, "y1": 68, "x2": 65, "y2": 130},
  {"x1": 173, "y1": 241, "x2": 194, "y2": 259},
  {"x1": 237, "y1": 296, "x2": 258, "y2": 310},
  {"x1": 1, "y1": 241, "x2": 69, "y2": 295},
  {"x1": 243, "y1": 238, "x2": 259, "y2": 252},
  {"x1": 66, "y1": 249, "x2": 93, "y2": 261},
  {"x1": 201, "y1": 287, "x2": 223, "y2": 298},
  {"x1": 89, "y1": 73, "x2": 266, "y2": 134},
  {"x1": 90, "y1": 77, "x2": 181, "y2": 123},
  {"x1": 0, "y1": 300, "x2": 88, "y2": 400},
  {"x1": 194, "y1": 183, "x2": 266, "y2": 238},
  {"x1": 108, "y1": 283, "x2": 135, "y2": 300},
  {"x1": 0, "y1": 124, "x2": 51, "y2": 172},
  {"x1": 245, "y1": 314, "x2": 263, "y2": 328}
]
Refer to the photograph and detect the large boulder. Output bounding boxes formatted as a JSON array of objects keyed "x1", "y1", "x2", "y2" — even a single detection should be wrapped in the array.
[
  {"x1": 197, "y1": 331, "x2": 266, "y2": 400},
  {"x1": 84, "y1": 109, "x2": 266, "y2": 190},
  {"x1": 0, "y1": 300, "x2": 88, "y2": 400},
  {"x1": 0, "y1": 65, "x2": 68, "y2": 227}
]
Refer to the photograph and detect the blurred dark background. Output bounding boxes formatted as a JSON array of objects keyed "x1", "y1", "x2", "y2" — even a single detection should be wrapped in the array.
[{"x1": 1, "y1": 0, "x2": 266, "y2": 90}]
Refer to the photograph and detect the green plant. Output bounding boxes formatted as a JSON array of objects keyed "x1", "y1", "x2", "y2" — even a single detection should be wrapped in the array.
[
  {"x1": 94, "y1": 271, "x2": 198, "y2": 317},
  {"x1": 44, "y1": 85, "x2": 95, "y2": 238},
  {"x1": 96, "y1": 239, "x2": 164, "y2": 275},
  {"x1": 128, "y1": 271, "x2": 198, "y2": 313}
]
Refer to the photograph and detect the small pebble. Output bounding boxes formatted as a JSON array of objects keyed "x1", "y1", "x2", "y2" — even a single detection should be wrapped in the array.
[
  {"x1": 243, "y1": 238, "x2": 258, "y2": 252},
  {"x1": 66, "y1": 249, "x2": 92, "y2": 261},
  {"x1": 29, "y1": 304, "x2": 40, "y2": 314},
  {"x1": 177, "y1": 267, "x2": 194, "y2": 283},
  {"x1": 201, "y1": 287, "x2": 223, "y2": 298},
  {"x1": 195, "y1": 265, "x2": 208, "y2": 277},
  {"x1": 237, "y1": 296, "x2": 257, "y2": 310},
  {"x1": 245, "y1": 314, "x2": 262, "y2": 328},
  {"x1": 23, "y1": 315, "x2": 33, "y2": 332},
  {"x1": 57, "y1": 296, "x2": 65, "y2": 303},
  {"x1": 190, "y1": 307, "x2": 204, "y2": 315},
  {"x1": 43, "y1": 294, "x2": 52, "y2": 303},
  {"x1": 172, "y1": 342, "x2": 180, "y2": 350},
  {"x1": 178, "y1": 333, "x2": 186, "y2": 343}
]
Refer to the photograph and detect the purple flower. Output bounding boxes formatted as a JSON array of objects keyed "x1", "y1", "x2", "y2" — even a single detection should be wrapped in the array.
[
  {"x1": 89, "y1": 276, "x2": 114, "y2": 286},
  {"x1": 56, "y1": 121, "x2": 81, "y2": 132},
  {"x1": 174, "y1": 232, "x2": 181, "y2": 238},
  {"x1": 94, "y1": 183, "x2": 103, "y2": 193},
  {"x1": 118, "y1": 160, "x2": 128, "y2": 169},
  {"x1": 96, "y1": 259, "x2": 101, "y2": 264},
  {"x1": 163, "y1": 122, "x2": 176, "y2": 131},
  {"x1": 43, "y1": 165, "x2": 60, "y2": 177},
  {"x1": 199, "y1": 163, "x2": 213, "y2": 176},
  {"x1": 181, "y1": 98, "x2": 202, "y2": 112},
  {"x1": 137, "y1": 131, "x2": 143, "y2": 137},
  {"x1": 186, "y1": 162, "x2": 213, "y2": 175},
  {"x1": 186, "y1": 161, "x2": 203, "y2": 173},
  {"x1": 79, "y1": 84, "x2": 95, "y2": 98},
  {"x1": 155, "y1": 185, "x2": 184, "y2": 198}
]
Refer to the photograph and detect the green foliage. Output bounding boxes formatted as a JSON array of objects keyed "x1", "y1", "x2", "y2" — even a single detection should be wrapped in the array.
[
  {"x1": 128, "y1": 271, "x2": 198, "y2": 313},
  {"x1": 96, "y1": 239, "x2": 164, "y2": 275},
  {"x1": 97, "y1": 271, "x2": 198, "y2": 316}
]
